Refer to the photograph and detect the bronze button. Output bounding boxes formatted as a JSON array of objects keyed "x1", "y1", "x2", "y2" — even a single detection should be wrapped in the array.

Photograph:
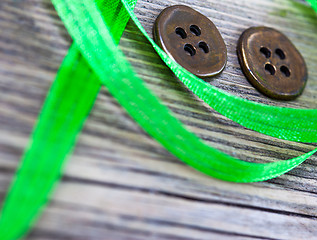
[
  {"x1": 237, "y1": 26, "x2": 308, "y2": 100},
  {"x1": 153, "y1": 5, "x2": 227, "y2": 78}
]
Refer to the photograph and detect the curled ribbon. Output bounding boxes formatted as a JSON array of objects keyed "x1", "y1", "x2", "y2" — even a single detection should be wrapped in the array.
[{"x1": 0, "y1": 0, "x2": 316, "y2": 239}]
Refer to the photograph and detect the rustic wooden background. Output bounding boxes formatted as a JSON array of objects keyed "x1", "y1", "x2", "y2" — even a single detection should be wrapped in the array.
[{"x1": 1, "y1": 0, "x2": 317, "y2": 239}]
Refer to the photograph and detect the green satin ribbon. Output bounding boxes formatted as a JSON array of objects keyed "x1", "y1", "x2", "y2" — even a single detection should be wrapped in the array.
[
  {"x1": 0, "y1": 1, "x2": 136, "y2": 239},
  {"x1": 0, "y1": 0, "x2": 316, "y2": 239},
  {"x1": 308, "y1": 0, "x2": 317, "y2": 11}
]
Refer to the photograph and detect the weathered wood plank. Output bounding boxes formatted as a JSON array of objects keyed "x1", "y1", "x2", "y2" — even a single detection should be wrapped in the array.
[{"x1": 0, "y1": 0, "x2": 317, "y2": 239}]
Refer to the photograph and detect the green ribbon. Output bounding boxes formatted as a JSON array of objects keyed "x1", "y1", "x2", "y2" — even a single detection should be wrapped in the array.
[
  {"x1": 0, "y1": 0, "x2": 316, "y2": 239},
  {"x1": 0, "y1": 1, "x2": 136, "y2": 239},
  {"x1": 308, "y1": 0, "x2": 317, "y2": 11}
]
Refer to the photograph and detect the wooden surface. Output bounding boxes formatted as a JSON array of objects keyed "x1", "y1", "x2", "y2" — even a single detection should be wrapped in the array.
[{"x1": 1, "y1": 0, "x2": 317, "y2": 239}]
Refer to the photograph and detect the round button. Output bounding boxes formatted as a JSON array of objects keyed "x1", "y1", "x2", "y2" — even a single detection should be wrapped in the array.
[
  {"x1": 153, "y1": 5, "x2": 227, "y2": 78},
  {"x1": 237, "y1": 26, "x2": 308, "y2": 100}
]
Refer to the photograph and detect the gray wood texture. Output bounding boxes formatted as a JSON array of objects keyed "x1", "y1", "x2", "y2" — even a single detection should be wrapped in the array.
[{"x1": 1, "y1": 0, "x2": 317, "y2": 239}]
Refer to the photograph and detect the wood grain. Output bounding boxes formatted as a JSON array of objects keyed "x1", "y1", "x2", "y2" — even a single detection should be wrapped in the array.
[{"x1": 1, "y1": 0, "x2": 317, "y2": 239}]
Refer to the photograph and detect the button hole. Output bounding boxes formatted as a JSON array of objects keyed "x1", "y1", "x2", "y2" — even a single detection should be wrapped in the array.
[
  {"x1": 280, "y1": 66, "x2": 290, "y2": 77},
  {"x1": 184, "y1": 44, "x2": 196, "y2": 56},
  {"x1": 175, "y1": 27, "x2": 187, "y2": 39},
  {"x1": 265, "y1": 63, "x2": 276, "y2": 75},
  {"x1": 275, "y1": 48, "x2": 286, "y2": 60},
  {"x1": 198, "y1": 41, "x2": 209, "y2": 54},
  {"x1": 190, "y1": 25, "x2": 201, "y2": 36},
  {"x1": 260, "y1": 47, "x2": 271, "y2": 58}
]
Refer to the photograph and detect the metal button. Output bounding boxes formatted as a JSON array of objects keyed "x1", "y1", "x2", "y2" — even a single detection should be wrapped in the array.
[
  {"x1": 153, "y1": 5, "x2": 227, "y2": 78},
  {"x1": 237, "y1": 26, "x2": 307, "y2": 100}
]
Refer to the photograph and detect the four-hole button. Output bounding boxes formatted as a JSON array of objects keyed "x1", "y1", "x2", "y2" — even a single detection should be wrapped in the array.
[
  {"x1": 237, "y1": 26, "x2": 307, "y2": 100},
  {"x1": 153, "y1": 5, "x2": 227, "y2": 78}
]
